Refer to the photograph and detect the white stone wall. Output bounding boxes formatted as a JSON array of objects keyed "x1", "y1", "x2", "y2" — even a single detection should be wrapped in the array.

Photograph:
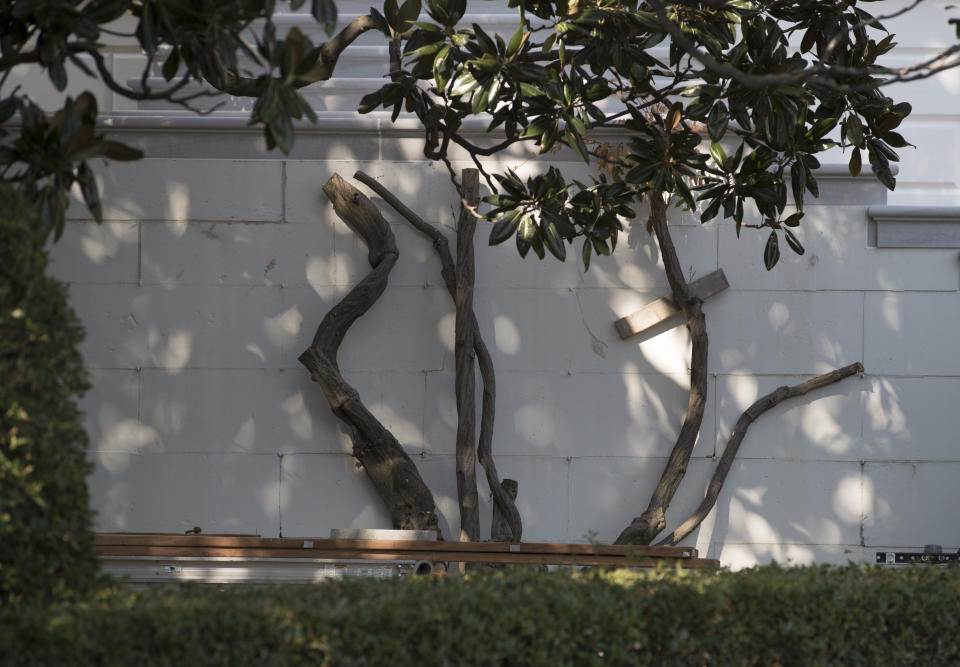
[
  {"x1": 45, "y1": 142, "x2": 960, "y2": 567},
  {"x1": 17, "y1": 1, "x2": 960, "y2": 567}
]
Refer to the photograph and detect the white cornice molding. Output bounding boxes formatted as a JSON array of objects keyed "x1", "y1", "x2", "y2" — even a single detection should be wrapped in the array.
[{"x1": 868, "y1": 206, "x2": 960, "y2": 248}]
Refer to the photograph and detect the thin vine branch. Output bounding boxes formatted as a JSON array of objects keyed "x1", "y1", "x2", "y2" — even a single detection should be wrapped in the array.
[{"x1": 656, "y1": 361, "x2": 865, "y2": 546}]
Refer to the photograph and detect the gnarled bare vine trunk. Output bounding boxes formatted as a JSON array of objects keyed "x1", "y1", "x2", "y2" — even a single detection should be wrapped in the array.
[
  {"x1": 353, "y1": 169, "x2": 522, "y2": 543},
  {"x1": 298, "y1": 173, "x2": 441, "y2": 534},
  {"x1": 615, "y1": 193, "x2": 709, "y2": 546},
  {"x1": 302, "y1": 170, "x2": 522, "y2": 544},
  {"x1": 615, "y1": 191, "x2": 863, "y2": 546}
]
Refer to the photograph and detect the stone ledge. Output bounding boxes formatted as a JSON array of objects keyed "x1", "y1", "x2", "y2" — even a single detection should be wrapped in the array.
[{"x1": 868, "y1": 205, "x2": 960, "y2": 248}]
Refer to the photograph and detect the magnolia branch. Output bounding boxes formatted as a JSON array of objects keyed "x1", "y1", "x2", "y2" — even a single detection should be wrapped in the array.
[
  {"x1": 211, "y1": 14, "x2": 378, "y2": 97},
  {"x1": 646, "y1": 0, "x2": 960, "y2": 92}
]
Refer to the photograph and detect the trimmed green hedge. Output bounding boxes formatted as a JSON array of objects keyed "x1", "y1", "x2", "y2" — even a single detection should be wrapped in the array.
[
  {"x1": 2, "y1": 565, "x2": 958, "y2": 665},
  {"x1": 0, "y1": 185, "x2": 99, "y2": 605}
]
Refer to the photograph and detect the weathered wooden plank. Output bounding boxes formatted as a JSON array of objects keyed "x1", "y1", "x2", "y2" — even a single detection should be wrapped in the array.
[
  {"x1": 614, "y1": 269, "x2": 729, "y2": 339},
  {"x1": 94, "y1": 534, "x2": 694, "y2": 558}
]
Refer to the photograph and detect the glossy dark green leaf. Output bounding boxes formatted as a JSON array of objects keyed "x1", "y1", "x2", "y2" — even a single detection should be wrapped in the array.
[
  {"x1": 541, "y1": 219, "x2": 566, "y2": 260},
  {"x1": 565, "y1": 128, "x2": 589, "y2": 163},
  {"x1": 449, "y1": 71, "x2": 479, "y2": 97},
  {"x1": 763, "y1": 230, "x2": 780, "y2": 270},
  {"x1": 845, "y1": 115, "x2": 864, "y2": 147},
  {"x1": 357, "y1": 89, "x2": 383, "y2": 114},
  {"x1": 848, "y1": 148, "x2": 862, "y2": 177},
  {"x1": 472, "y1": 82, "x2": 491, "y2": 114},
  {"x1": 881, "y1": 131, "x2": 911, "y2": 148},
  {"x1": 707, "y1": 103, "x2": 729, "y2": 142},
  {"x1": 76, "y1": 162, "x2": 102, "y2": 222},
  {"x1": 489, "y1": 210, "x2": 522, "y2": 245},
  {"x1": 868, "y1": 146, "x2": 896, "y2": 190},
  {"x1": 397, "y1": 0, "x2": 421, "y2": 31},
  {"x1": 783, "y1": 227, "x2": 805, "y2": 256},
  {"x1": 507, "y1": 24, "x2": 526, "y2": 56},
  {"x1": 709, "y1": 141, "x2": 727, "y2": 167},
  {"x1": 701, "y1": 196, "x2": 722, "y2": 223},
  {"x1": 516, "y1": 214, "x2": 534, "y2": 257},
  {"x1": 790, "y1": 161, "x2": 806, "y2": 210},
  {"x1": 312, "y1": 0, "x2": 338, "y2": 34},
  {"x1": 162, "y1": 47, "x2": 180, "y2": 82},
  {"x1": 581, "y1": 238, "x2": 592, "y2": 271},
  {"x1": 783, "y1": 211, "x2": 804, "y2": 227}
]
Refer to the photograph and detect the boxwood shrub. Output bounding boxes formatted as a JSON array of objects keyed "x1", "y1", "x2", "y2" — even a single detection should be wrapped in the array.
[
  {"x1": 0, "y1": 185, "x2": 99, "y2": 605},
  {"x1": 2, "y1": 565, "x2": 958, "y2": 665}
]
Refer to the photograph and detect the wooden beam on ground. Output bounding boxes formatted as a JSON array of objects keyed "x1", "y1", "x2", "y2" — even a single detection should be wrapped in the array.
[
  {"x1": 94, "y1": 533, "x2": 694, "y2": 558},
  {"x1": 614, "y1": 269, "x2": 729, "y2": 339},
  {"x1": 94, "y1": 533, "x2": 719, "y2": 569}
]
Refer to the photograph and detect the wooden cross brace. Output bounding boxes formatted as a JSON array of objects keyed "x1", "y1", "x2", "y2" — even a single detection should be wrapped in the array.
[{"x1": 613, "y1": 269, "x2": 729, "y2": 339}]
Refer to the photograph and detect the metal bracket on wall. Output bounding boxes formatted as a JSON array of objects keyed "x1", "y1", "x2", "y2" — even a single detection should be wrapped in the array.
[{"x1": 876, "y1": 551, "x2": 960, "y2": 565}]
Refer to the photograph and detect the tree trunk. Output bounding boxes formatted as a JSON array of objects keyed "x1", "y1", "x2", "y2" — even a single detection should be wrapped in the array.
[
  {"x1": 298, "y1": 173, "x2": 441, "y2": 535},
  {"x1": 454, "y1": 169, "x2": 481, "y2": 541},
  {"x1": 616, "y1": 192, "x2": 708, "y2": 545}
]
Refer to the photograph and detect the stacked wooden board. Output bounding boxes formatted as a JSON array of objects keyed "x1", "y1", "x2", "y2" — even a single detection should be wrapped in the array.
[{"x1": 95, "y1": 533, "x2": 719, "y2": 569}]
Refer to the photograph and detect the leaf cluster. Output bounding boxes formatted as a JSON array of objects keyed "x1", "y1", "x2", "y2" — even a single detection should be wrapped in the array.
[
  {"x1": 358, "y1": 0, "x2": 950, "y2": 269},
  {"x1": 0, "y1": 1, "x2": 349, "y2": 240},
  {"x1": 0, "y1": 92, "x2": 141, "y2": 241}
]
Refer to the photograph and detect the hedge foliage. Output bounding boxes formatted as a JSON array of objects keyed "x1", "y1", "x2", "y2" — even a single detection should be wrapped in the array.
[
  {"x1": 2, "y1": 565, "x2": 959, "y2": 666},
  {"x1": 0, "y1": 184, "x2": 99, "y2": 605}
]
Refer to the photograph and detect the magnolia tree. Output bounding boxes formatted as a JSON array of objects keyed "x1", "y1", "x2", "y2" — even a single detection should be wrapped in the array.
[{"x1": 3, "y1": 0, "x2": 959, "y2": 546}]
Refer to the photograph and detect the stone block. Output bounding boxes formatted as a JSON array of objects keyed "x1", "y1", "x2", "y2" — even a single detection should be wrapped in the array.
[
  {"x1": 864, "y1": 292, "x2": 960, "y2": 375},
  {"x1": 69, "y1": 284, "x2": 293, "y2": 369},
  {"x1": 141, "y1": 221, "x2": 334, "y2": 287},
  {"x1": 90, "y1": 452, "x2": 281, "y2": 535},
  {"x1": 70, "y1": 159, "x2": 283, "y2": 222},
  {"x1": 80, "y1": 369, "x2": 150, "y2": 454},
  {"x1": 861, "y1": 376, "x2": 960, "y2": 462},
  {"x1": 708, "y1": 459, "x2": 863, "y2": 547},
  {"x1": 47, "y1": 221, "x2": 139, "y2": 284},
  {"x1": 473, "y1": 287, "x2": 579, "y2": 372},
  {"x1": 284, "y1": 160, "x2": 363, "y2": 226},
  {"x1": 139, "y1": 368, "x2": 352, "y2": 455},
  {"x1": 862, "y1": 462, "x2": 960, "y2": 548},
  {"x1": 706, "y1": 290, "x2": 864, "y2": 375}
]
